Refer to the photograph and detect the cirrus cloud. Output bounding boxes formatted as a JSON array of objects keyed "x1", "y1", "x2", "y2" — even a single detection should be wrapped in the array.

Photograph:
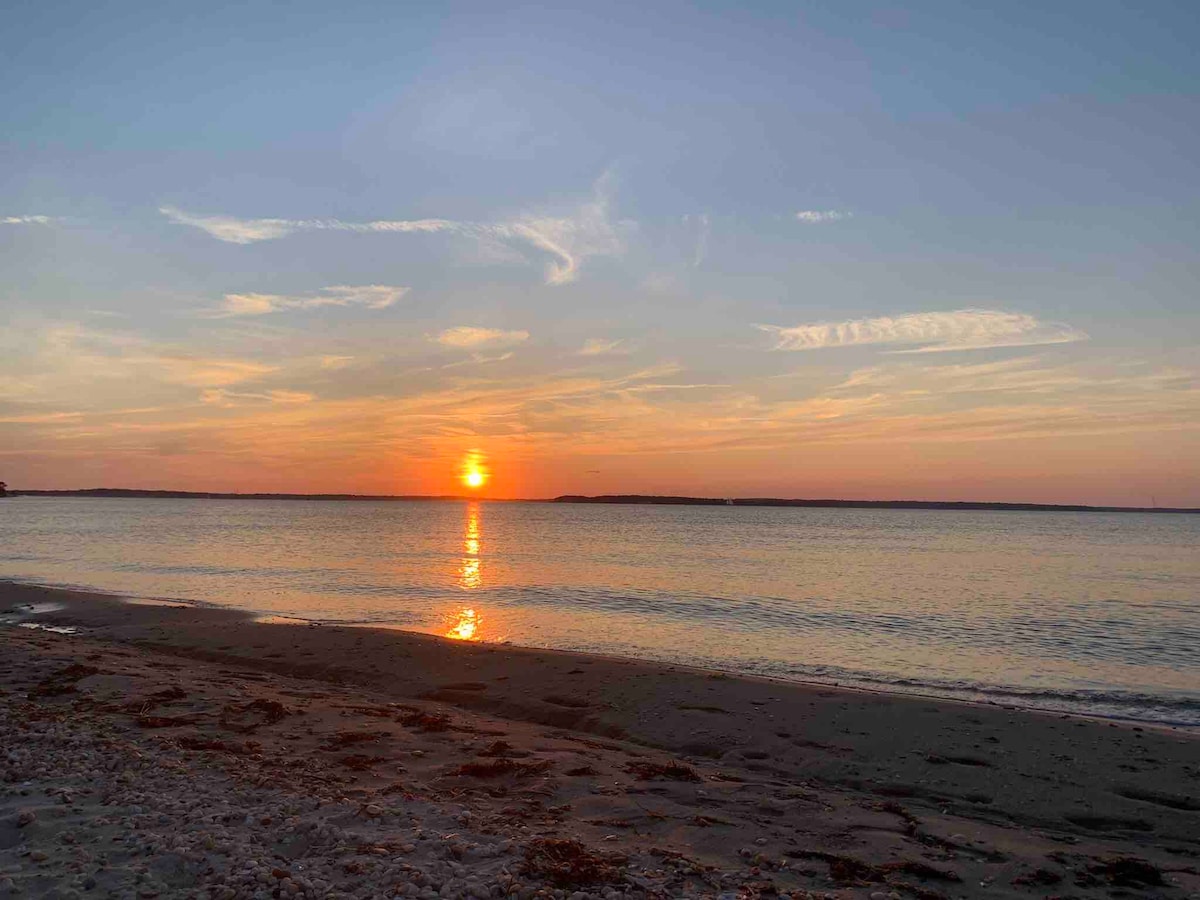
[
  {"x1": 160, "y1": 176, "x2": 627, "y2": 287},
  {"x1": 159, "y1": 206, "x2": 454, "y2": 245},
  {"x1": 757, "y1": 309, "x2": 1087, "y2": 354},
  {"x1": 435, "y1": 326, "x2": 530, "y2": 349},
  {"x1": 578, "y1": 338, "x2": 628, "y2": 356},
  {"x1": 795, "y1": 210, "x2": 851, "y2": 223},
  {"x1": 207, "y1": 284, "x2": 409, "y2": 317}
]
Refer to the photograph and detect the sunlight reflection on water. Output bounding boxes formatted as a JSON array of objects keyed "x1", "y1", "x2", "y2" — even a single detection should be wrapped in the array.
[{"x1": 2, "y1": 497, "x2": 1198, "y2": 724}]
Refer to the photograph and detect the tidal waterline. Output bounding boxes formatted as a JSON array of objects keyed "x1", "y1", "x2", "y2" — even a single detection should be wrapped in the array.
[{"x1": 2, "y1": 496, "x2": 1197, "y2": 725}]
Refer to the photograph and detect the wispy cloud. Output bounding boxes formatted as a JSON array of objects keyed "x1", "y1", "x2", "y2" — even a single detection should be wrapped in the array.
[
  {"x1": 319, "y1": 355, "x2": 355, "y2": 370},
  {"x1": 159, "y1": 206, "x2": 454, "y2": 245},
  {"x1": 578, "y1": 338, "x2": 628, "y2": 356},
  {"x1": 160, "y1": 176, "x2": 627, "y2": 286},
  {"x1": 140, "y1": 355, "x2": 279, "y2": 387},
  {"x1": 440, "y1": 351, "x2": 515, "y2": 369},
  {"x1": 207, "y1": 284, "x2": 408, "y2": 317},
  {"x1": 200, "y1": 388, "x2": 314, "y2": 407},
  {"x1": 758, "y1": 309, "x2": 1087, "y2": 353},
  {"x1": 2, "y1": 215, "x2": 53, "y2": 225},
  {"x1": 435, "y1": 327, "x2": 530, "y2": 349},
  {"x1": 795, "y1": 210, "x2": 851, "y2": 223}
]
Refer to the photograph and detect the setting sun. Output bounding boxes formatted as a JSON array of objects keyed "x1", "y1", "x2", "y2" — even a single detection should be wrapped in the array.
[{"x1": 458, "y1": 450, "x2": 489, "y2": 491}]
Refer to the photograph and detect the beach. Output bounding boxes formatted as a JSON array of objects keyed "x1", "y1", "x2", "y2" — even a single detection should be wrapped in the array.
[{"x1": 1, "y1": 581, "x2": 1197, "y2": 899}]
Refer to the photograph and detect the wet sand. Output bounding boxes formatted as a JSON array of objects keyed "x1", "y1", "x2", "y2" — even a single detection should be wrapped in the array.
[{"x1": 2, "y1": 580, "x2": 1197, "y2": 899}]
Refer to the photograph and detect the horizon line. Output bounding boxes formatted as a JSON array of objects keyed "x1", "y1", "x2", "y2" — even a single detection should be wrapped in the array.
[{"x1": 4, "y1": 488, "x2": 1197, "y2": 514}]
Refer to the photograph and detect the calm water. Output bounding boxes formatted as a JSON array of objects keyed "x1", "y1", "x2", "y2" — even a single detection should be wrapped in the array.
[{"x1": 2, "y1": 496, "x2": 1198, "y2": 726}]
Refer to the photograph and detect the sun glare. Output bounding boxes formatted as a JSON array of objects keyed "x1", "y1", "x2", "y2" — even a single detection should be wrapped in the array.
[{"x1": 459, "y1": 450, "x2": 489, "y2": 490}]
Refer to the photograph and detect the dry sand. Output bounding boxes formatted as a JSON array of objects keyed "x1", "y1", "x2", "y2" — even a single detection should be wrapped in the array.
[{"x1": 1, "y1": 581, "x2": 1197, "y2": 899}]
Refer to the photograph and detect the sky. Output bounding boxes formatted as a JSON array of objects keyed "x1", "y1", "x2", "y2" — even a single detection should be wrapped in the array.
[{"x1": 2, "y1": 1, "x2": 1198, "y2": 504}]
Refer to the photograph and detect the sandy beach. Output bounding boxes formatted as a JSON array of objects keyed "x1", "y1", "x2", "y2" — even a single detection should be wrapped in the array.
[{"x1": 1, "y1": 581, "x2": 1197, "y2": 899}]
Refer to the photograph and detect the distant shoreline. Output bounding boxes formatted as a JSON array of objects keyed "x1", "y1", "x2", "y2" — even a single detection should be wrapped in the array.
[{"x1": 5, "y1": 487, "x2": 1197, "y2": 513}]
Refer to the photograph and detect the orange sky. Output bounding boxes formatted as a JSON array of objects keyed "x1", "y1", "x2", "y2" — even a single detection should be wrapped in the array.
[{"x1": 4, "y1": 4, "x2": 1200, "y2": 506}]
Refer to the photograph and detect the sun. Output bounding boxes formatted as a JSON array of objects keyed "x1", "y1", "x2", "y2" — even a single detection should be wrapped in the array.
[{"x1": 459, "y1": 451, "x2": 489, "y2": 490}]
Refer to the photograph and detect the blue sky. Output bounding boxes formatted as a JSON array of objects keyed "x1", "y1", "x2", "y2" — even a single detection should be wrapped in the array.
[{"x1": 2, "y1": 1, "x2": 1198, "y2": 502}]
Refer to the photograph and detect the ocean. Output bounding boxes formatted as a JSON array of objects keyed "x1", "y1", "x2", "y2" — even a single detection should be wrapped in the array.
[{"x1": 2, "y1": 496, "x2": 1197, "y2": 727}]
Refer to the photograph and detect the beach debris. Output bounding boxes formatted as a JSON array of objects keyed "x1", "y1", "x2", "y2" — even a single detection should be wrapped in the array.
[
  {"x1": 522, "y1": 838, "x2": 626, "y2": 888},
  {"x1": 476, "y1": 739, "x2": 516, "y2": 757},
  {"x1": 454, "y1": 758, "x2": 552, "y2": 779},
  {"x1": 219, "y1": 698, "x2": 289, "y2": 732},
  {"x1": 1084, "y1": 856, "x2": 1164, "y2": 888},
  {"x1": 397, "y1": 708, "x2": 453, "y2": 732},
  {"x1": 176, "y1": 735, "x2": 261, "y2": 755},
  {"x1": 148, "y1": 685, "x2": 187, "y2": 703},
  {"x1": 135, "y1": 713, "x2": 198, "y2": 728},
  {"x1": 1011, "y1": 867, "x2": 1063, "y2": 886},
  {"x1": 338, "y1": 754, "x2": 388, "y2": 771},
  {"x1": 924, "y1": 753, "x2": 993, "y2": 768},
  {"x1": 342, "y1": 704, "x2": 394, "y2": 717},
  {"x1": 876, "y1": 800, "x2": 920, "y2": 834},
  {"x1": 321, "y1": 729, "x2": 387, "y2": 750},
  {"x1": 785, "y1": 851, "x2": 960, "y2": 888},
  {"x1": 29, "y1": 663, "x2": 100, "y2": 698},
  {"x1": 625, "y1": 760, "x2": 702, "y2": 782}
]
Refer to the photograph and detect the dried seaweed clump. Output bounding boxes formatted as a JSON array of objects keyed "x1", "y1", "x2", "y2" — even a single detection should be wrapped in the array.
[
  {"x1": 31, "y1": 664, "x2": 100, "y2": 698},
  {"x1": 322, "y1": 730, "x2": 387, "y2": 750},
  {"x1": 522, "y1": 838, "x2": 626, "y2": 888},
  {"x1": 625, "y1": 760, "x2": 702, "y2": 782},
  {"x1": 219, "y1": 698, "x2": 289, "y2": 733},
  {"x1": 177, "y1": 736, "x2": 261, "y2": 755},
  {"x1": 397, "y1": 709, "x2": 452, "y2": 732},
  {"x1": 1087, "y1": 857, "x2": 1163, "y2": 889},
  {"x1": 786, "y1": 850, "x2": 960, "y2": 887},
  {"x1": 455, "y1": 759, "x2": 552, "y2": 779},
  {"x1": 339, "y1": 754, "x2": 388, "y2": 772}
]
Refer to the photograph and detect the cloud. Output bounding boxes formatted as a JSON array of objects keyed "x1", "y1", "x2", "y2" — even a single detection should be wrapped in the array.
[
  {"x1": 440, "y1": 351, "x2": 515, "y2": 369},
  {"x1": 145, "y1": 355, "x2": 279, "y2": 387},
  {"x1": 795, "y1": 210, "x2": 851, "y2": 223},
  {"x1": 435, "y1": 327, "x2": 530, "y2": 349},
  {"x1": 578, "y1": 338, "x2": 627, "y2": 356},
  {"x1": 320, "y1": 355, "x2": 355, "y2": 370},
  {"x1": 200, "y1": 388, "x2": 314, "y2": 407},
  {"x1": 161, "y1": 176, "x2": 627, "y2": 286},
  {"x1": 160, "y1": 206, "x2": 454, "y2": 245},
  {"x1": 2, "y1": 215, "x2": 53, "y2": 225},
  {"x1": 0, "y1": 411, "x2": 84, "y2": 424},
  {"x1": 758, "y1": 309, "x2": 1087, "y2": 353},
  {"x1": 208, "y1": 284, "x2": 409, "y2": 317}
]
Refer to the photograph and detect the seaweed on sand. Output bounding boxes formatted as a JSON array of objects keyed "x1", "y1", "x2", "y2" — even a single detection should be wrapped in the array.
[
  {"x1": 522, "y1": 839, "x2": 626, "y2": 888},
  {"x1": 396, "y1": 708, "x2": 453, "y2": 732},
  {"x1": 454, "y1": 758, "x2": 552, "y2": 779},
  {"x1": 339, "y1": 754, "x2": 388, "y2": 771},
  {"x1": 30, "y1": 664, "x2": 100, "y2": 698},
  {"x1": 219, "y1": 698, "x2": 289, "y2": 733},
  {"x1": 322, "y1": 730, "x2": 388, "y2": 750},
  {"x1": 625, "y1": 760, "x2": 702, "y2": 782}
]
